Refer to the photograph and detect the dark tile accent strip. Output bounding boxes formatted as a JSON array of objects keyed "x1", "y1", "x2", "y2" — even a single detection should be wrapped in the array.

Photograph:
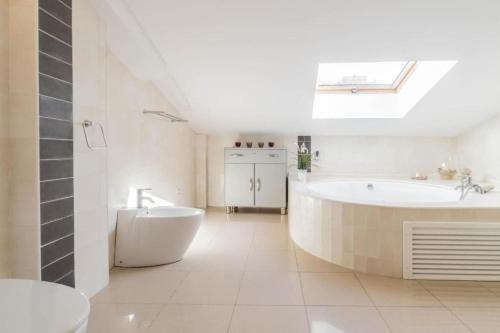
[
  {"x1": 39, "y1": 9, "x2": 72, "y2": 45},
  {"x1": 40, "y1": 139, "x2": 73, "y2": 159},
  {"x1": 41, "y1": 253, "x2": 74, "y2": 282},
  {"x1": 60, "y1": 0, "x2": 72, "y2": 9},
  {"x1": 39, "y1": 0, "x2": 74, "y2": 288},
  {"x1": 57, "y1": 271, "x2": 75, "y2": 288},
  {"x1": 40, "y1": 159, "x2": 73, "y2": 181},
  {"x1": 41, "y1": 216, "x2": 74, "y2": 245},
  {"x1": 41, "y1": 197, "x2": 74, "y2": 223},
  {"x1": 40, "y1": 117, "x2": 73, "y2": 140},
  {"x1": 39, "y1": 0, "x2": 72, "y2": 26},
  {"x1": 40, "y1": 178, "x2": 73, "y2": 202},
  {"x1": 39, "y1": 95, "x2": 72, "y2": 121},
  {"x1": 39, "y1": 31, "x2": 72, "y2": 64},
  {"x1": 41, "y1": 234, "x2": 74, "y2": 267},
  {"x1": 39, "y1": 74, "x2": 72, "y2": 102},
  {"x1": 39, "y1": 52, "x2": 72, "y2": 83}
]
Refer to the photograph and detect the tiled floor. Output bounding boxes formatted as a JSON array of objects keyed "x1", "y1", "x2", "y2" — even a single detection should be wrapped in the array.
[{"x1": 89, "y1": 209, "x2": 500, "y2": 332}]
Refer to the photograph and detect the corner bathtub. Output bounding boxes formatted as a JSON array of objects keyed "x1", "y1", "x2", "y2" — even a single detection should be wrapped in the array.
[{"x1": 289, "y1": 179, "x2": 500, "y2": 278}]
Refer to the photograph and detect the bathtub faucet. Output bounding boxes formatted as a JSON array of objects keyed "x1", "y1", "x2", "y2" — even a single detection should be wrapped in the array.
[
  {"x1": 455, "y1": 176, "x2": 486, "y2": 200},
  {"x1": 137, "y1": 188, "x2": 155, "y2": 208}
]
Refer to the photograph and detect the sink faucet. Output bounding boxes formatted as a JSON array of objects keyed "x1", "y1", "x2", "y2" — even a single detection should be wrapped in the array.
[
  {"x1": 137, "y1": 188, "x2": 155, "y2": 208},
  {"x1": 455, "y1": 175, "x2": 486, "y2": 200}
]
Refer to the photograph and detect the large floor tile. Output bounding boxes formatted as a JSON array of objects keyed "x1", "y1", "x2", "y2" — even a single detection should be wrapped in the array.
[
  {"x1": 170, "y1": 271, "x2": 242, "y2": 304},
  {"x1": 245, "y1": 249, "x2": 297, "y2": 271},
  {"x1": 251, "y1": 228, "x2": 294, "y2": 251},
  {"x1": 229, "y1": 306, "x2": 309, "y2": 333},
  {"x1": 237, "y1": 271, "x2": 304, "y2": 305},
  {"x1": 146, "y1": 305, "x2": 233, "y2": 333},
  {"x1": 452, "y1": 307, "x2": 500, "y2": 333},
  {"x1": 91, "y1": 268, "x2": 187, "y2": 303},
  {"x1": 419, "y1": 280, "x2": 500, "y2": 307},
  {"x1": 356, "y1": 273, "x2": 441, "y2": 306},
  {"x1": 300, "y1": 273, "x2": 372, "y2": 306},
  {"x1": 379, "y1": 307, "x2": 471, "y2": 333},
  {"x1": 87, "y1": 303, "x2": 162, "y2": 333},
  {"x1": 295, "y1": 247, "x2": 352, "y2": 273},
  {"x1": 307, "y1": 306, "x2": 391, "y2": 333},
  {"x1": 162, "y1": 247, "x2": 248, "y2": 272}
]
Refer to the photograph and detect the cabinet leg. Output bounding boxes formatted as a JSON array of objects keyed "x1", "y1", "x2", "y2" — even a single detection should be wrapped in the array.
[
  {"x1": 280, "y1": 207, "x2": 287, "y2": 215},
  {"x1": 226, "y1": 206, "x2": 232, "y2": 214}
]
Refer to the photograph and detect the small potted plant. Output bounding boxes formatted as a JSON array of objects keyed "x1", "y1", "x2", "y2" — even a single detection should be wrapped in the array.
[{"x1": 296, "y1": 143, "x2": 311, "y2": 181}]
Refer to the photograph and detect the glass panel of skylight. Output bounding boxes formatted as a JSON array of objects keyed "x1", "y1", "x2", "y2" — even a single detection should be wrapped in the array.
[{"x1": 317, "y1": 61, "x2": 409, "y2": 87}]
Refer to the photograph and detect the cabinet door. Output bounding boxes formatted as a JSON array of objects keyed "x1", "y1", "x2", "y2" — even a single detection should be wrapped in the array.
[
  {"x1": 255, "y1": 163, "x2": 286, "y2": 208},
  {"x1": 224, "y1": 163, "x2": 255, "y2": 207}
]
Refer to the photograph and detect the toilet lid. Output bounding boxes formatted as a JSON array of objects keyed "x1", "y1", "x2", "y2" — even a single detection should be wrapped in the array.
[{"x1": 0, "y1": 279, "x2": 90, "y2": 333}]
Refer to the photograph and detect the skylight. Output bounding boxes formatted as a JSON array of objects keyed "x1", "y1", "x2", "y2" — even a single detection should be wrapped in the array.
[
  {"x1": 317, "y1": 61, "x2": 416, "y2": 94},
  {"x1": 313, "y1": 60, "x2": 457, "y2": 119}
]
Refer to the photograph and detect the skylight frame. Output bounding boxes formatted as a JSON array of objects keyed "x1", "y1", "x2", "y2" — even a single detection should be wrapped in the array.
[{"x1": 316, "y1": 61, "x2": 418, "y2": 94}]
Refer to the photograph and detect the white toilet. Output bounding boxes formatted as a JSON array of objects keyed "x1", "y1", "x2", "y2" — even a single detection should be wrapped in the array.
[{"x1": 0, "y1": 279, "x2": 90, "y2": 333}]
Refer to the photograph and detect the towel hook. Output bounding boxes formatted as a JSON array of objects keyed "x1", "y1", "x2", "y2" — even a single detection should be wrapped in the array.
[{"x1": 82, "y1": 120, "x2": 108, "y2": 150}]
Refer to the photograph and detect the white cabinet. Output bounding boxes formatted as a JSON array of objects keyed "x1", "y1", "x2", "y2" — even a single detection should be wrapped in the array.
[
  {"x1": 224, "y1": 148, "x2": 287, "y2": 213},
  {"x1": 224, "y1": 163, "x2": 255, "y2": 207}
]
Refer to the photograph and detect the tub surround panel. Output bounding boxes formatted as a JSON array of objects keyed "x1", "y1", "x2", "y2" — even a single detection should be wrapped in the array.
[
  {"x1": 289, "y1": 180, "x2": 500, "y2": 278},
  {"x1": 38, "y1": 0, "x2": 74, "y2": 287}
]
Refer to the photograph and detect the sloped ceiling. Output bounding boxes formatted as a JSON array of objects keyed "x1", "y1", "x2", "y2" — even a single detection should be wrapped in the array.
[{"x1": 102, "y1": 0, "x2": 500, "y2": 136}]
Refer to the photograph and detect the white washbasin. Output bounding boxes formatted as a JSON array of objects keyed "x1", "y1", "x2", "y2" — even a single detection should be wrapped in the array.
[{"x1": 115, "y1": 206, "x2": 204, "y2": 267}]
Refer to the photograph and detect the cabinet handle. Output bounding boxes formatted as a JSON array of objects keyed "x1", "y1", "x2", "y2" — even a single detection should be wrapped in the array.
[
  {"x1": 249, "y1": 178, "x2": 254, "y2": 191},
  {"x1": 268, "y1": 153, "x2": 279, "y2": 158},
  {"x1": 230, "y1": 153, "x2": 244, "y2": 157},
  {"x1": 257, "y1": 178, "x2": 261, "y2": 191}
]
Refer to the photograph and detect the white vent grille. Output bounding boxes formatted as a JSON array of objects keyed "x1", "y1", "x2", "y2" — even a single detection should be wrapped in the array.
[{"x1": 403, "y1": 221, "x2": 500, "y2": 281}]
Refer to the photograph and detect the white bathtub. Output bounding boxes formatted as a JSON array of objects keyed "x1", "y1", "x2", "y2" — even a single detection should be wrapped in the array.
[
  {"x1": 289, "y1": 178, "x2": 500, "y2": 278},
  {"x1": 115, "y1": 206, "x2": 204, "y2": 267},
  {"x1": 307, "y1": 180, "x2": 459, "y2": 206}
]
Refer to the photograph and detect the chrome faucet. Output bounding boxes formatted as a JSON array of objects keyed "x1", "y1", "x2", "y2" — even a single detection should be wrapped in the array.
[
  {"x1": 137, "y1": 188, "x2": 155, "y2": 208},
  {"x1": 455, "y1": 175, "x2": 486, "y2": 200}
]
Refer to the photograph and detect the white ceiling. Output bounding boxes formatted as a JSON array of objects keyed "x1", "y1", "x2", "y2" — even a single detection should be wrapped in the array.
[{"x1": 111, "y1": 0, "x2": 500, "y2": 136}]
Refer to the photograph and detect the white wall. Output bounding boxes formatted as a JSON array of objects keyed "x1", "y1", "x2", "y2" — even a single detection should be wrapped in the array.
[
  {"x1": 7, "y1": 0, "x2": 40, "y2": 279},
  {"x1": 0, "y1": 0, "x2": 8, "y2": 277},
  {"x1": 106, "y1": 51, "x2": 196, "y2": 267},
  {"x1": 456, "y1": 113, "x2": 500, "y2": 183},
  {"x1": 207, "y1": 135, "x2": 454, "y2": 207},
  {"x1": 310, "y1": 136, "x2": 455, "y2": 177},
  {"x1": 72, "y1": 0, "x2": 197, "y2": 297},
  {"x1": 73, "y1": 0, "x2": 109, "y2": 297},
  {"x1": 195, "y1": 134, "x2": 208, "y2": 208}
]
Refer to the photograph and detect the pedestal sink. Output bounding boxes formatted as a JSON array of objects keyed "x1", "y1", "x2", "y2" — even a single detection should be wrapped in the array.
[{"x1": 115, "y1": 206, "x2": 204, "y2": 267}]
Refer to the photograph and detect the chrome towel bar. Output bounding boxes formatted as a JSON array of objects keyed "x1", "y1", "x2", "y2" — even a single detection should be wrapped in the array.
[
  {"x1": 143, "y1": 110, "x2": 188, "y2": 123},
  {"x1": 82, "y1": 120, "x2": 108, "y2": 150}
]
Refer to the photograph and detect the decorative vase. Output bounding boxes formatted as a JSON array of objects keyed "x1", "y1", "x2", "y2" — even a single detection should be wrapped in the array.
[{"x1": 297, "y1": 169, "x2": 307, "y2": 181}]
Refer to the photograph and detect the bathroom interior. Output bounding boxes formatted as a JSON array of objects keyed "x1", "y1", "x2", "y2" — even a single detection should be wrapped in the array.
[{"x1": 1, "y1": 0, "x2": 500, "y2": 332}]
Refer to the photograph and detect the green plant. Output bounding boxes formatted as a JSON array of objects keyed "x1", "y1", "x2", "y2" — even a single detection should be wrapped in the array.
[{"x1": 296, "y1": 143, "x2": 311, "y2": 171}]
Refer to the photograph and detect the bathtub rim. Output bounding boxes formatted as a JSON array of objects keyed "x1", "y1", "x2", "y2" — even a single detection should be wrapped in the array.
[{"x1": 292, "y1": 177, "x2": 500, "y2": 209}]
